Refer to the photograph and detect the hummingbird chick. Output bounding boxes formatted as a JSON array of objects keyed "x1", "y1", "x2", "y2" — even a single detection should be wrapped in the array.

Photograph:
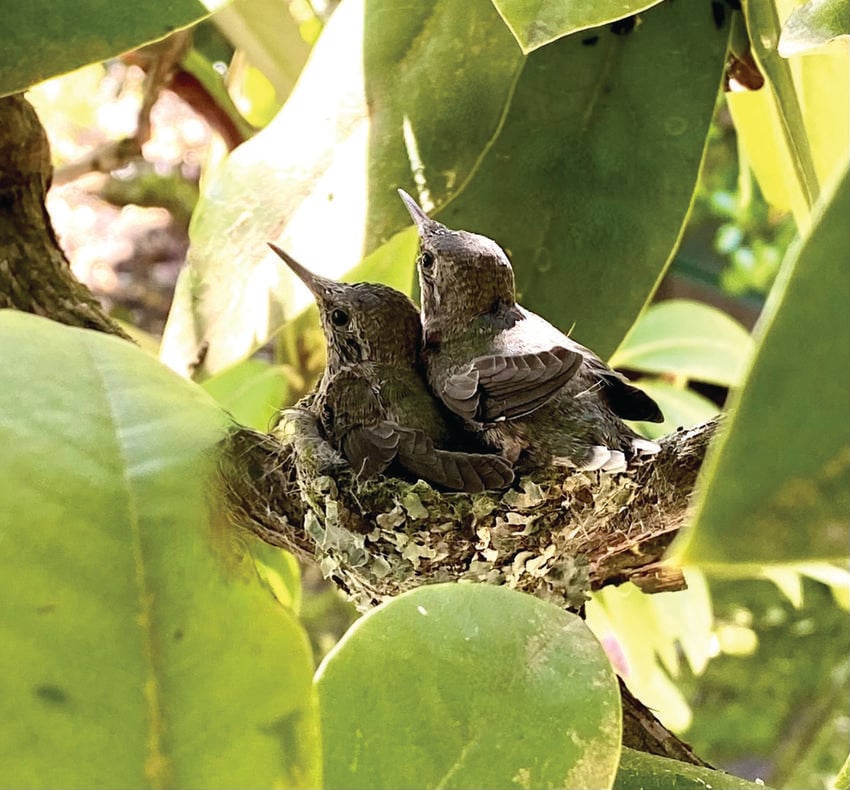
[
  {"x1": 398, "y1": 191, "x2": 663, "y2": 473},
  {"x1": 268, "y1": 244, "x2": 514, "y2": 493}
]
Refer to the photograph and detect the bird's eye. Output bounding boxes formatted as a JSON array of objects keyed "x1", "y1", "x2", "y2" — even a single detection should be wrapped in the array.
[
  {"x1": 419, "y1": 251, "x2": 435, "y2": 270},
  {"x1": 331, "y1": 308, "x2": 349, "y2": 327}
]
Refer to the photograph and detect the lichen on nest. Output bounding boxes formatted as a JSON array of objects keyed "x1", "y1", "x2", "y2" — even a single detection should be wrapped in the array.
[{"x1": 219, "y1": 408, "x2": 718, "y2": 612}]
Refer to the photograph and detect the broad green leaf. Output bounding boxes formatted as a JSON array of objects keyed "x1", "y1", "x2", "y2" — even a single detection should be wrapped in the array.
[
  {"x1": 673, "y1": 166, "x2": 850, "y2": 568},
  {"x1": 626, "y1": 380, "x2": 719, "y2": 440},
  {"x1": 317, "y1": 583, "x2": 621, "y2": 790},
  {"x1": 162, "y1": 0, "x2": 728, "y2": 375},
  {"x1": 202, "y1": 358, "x2": 289, "y2": 430},
  {"x1": 428, "y1": 0, "x2": 729, "y2": 358},
  {"x1": 489, "y1": 0, "x2": 664, "y2": 53},
  {"x1": 611, "y1": 300, "x2": 754, "y2": 387},
  {"x1": 615, "y1": 747, "x2": 773, "y2": 789},
  {"x1": 0, "y1": 0, "x2": 227, "y2": 97},
  {"x1": 0, "y1": 311, "x2": 319, "y2": 788},
  {"x1": 778, "y1": 0, "x2": 850, "y2": 56}
]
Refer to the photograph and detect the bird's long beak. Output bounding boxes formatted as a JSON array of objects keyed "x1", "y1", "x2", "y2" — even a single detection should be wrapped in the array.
[
  {"x1": 397, "y1": 188, "x2": 436, "y2": 233},
  {"x1": 268, "y1": 243, "x2": 335, "y2": 301}
]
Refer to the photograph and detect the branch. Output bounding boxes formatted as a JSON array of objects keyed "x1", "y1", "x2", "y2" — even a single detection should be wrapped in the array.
[{"x1": 0, "y1": 94, "x2": 128, "y2": 338}]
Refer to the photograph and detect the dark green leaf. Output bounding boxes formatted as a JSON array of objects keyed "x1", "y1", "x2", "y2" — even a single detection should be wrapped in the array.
[
  {"x1": 317, "y1": 583, "x2": 621, "y2": 790},
  {"x1": 432, "y1": 1, "x2": 729, "y2": 358},
  {"x1": 674, "y1": 166, "x2": 850, "y2": 567},
  {"x1": 0, "y1": 312, "x2": 319, "y2": 788},
  {"x1": 615, "y1": 747, "x2": 774, "y2": 789},
  {"x1": 490, "y1": 0, "x2": 663, "y2": 53},
  {"x1": 0, "y1": 0, "x2": 224, "y2": 97}
]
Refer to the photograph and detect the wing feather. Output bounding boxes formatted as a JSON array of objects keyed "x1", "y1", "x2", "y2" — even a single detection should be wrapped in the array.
[{"x1": 442, "y1": 346, "x2": 581, "y2": 423}]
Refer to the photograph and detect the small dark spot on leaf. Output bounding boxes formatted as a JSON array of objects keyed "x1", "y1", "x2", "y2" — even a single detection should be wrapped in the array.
[
  {"x1": 35, "y1": 684, "x2": 68, "y2": 705},
  {"x1": 581, "y1": 35, "x2": 599, "y2": 46},
  {"x1": 173, "y1": 628, "x2": 184, "y2": 641},
  {"x1": 36, "y1": 603, "x2": 56, "y2": 615},
  {"x1": 610, "y1": 16, "x2": 637, "y2": 35}
]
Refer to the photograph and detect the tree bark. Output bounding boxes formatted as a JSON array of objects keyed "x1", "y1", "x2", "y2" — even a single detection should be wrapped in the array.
[{"x1": 0, "y1": 94, "x2": 128, "y2": 338}]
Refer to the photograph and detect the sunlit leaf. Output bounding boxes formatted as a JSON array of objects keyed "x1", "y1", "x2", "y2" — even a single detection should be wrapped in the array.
[
  {"x1": 317, "y1": 583, "x2": 622, "y2": 790},
  {"x1": 611, "y1": 300, "x2": 754, "y2": 387},
  {"x1": 729, "y1": 9, "x2": 849, "y2": 222},
  {"x1": 213, "y1": 0, "x2": 311, "y2": 99},
  {"x1": 778, "y1": 0, "x2": 850, "y2": 56},
  {"x1": 203, "y1": 358, "x2": 289, "y2": 431},
  {"x1": 674, "y1": 166, "x2": 850, "y2": 568},
  {"x1": 0, "y1": 311, "x2": 319, "y2": 788},
  {"x1": 251, "y1": 541, "x2": 303, "y2": 613},
  {"x1": 489, "y1": 0, "x2": 663, "y2": 53},
  {"x1": 1, "y1": 0, "x2": 227, "y2": 97},
  {"x1": 797, "y1": 563, "x2": 850, "y2": 610}
]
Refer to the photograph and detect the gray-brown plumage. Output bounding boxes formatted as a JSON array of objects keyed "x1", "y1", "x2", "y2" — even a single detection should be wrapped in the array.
[
  {"x1": 268, "y1": 244, "x2": 514, "y2": 492},
  {"x1": 398, "y1": 191, "x2": 663, "y2": 472}
]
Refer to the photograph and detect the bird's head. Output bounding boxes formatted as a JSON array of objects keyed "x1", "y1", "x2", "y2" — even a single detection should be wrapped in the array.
[
  {"x1": 269, "y1": 244, "x2": 422, "y2": 370},
  {"x1": 398, "y1": 190, "x2": 516, "y2": 340}
]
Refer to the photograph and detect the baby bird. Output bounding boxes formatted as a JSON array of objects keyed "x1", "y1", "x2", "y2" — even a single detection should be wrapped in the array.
[
  {"x1": 398, "y1": 191, "x2": 663, "y2": 473},
  {"x1": 268, "y1": 244, "x2": 514, "y2": 492}
]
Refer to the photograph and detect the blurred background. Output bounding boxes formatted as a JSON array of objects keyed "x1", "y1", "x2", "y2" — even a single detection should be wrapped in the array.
[{"x1": 25, "y1": 1, "x2": 848, "y2": 786}]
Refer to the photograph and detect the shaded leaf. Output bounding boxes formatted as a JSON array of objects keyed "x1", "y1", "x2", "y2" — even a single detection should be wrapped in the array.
[
  {"x1": 611, "y1": 300, "x2": 754, "y2": 387},
  {"x1": 0, "y1": 312, "x2": 319, "y2": 788},
  {"x1": 489, "y1": 0, "x2": 664, "y2": 53},
  {"x1": 0, "y1": 0, "x2": 225, "y2": 97},
  {"x1": 674, "y1": 166, "x2": 850, "y2": 568},
  {"x1": 615, "y1": 747, "x2": 774, "y2": 789},
  {"x1": 427, "y1": 0, "x2": 729, "y2": 358},
  {"x1": 317, "y1": 583, "x2": 621, "y2": 790},
  {"x1": 778, "y1": 0, "x2": 850, "y2": 57}
]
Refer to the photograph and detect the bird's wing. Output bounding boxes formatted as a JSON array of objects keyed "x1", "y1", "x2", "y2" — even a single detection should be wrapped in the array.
[
  {"x1": 341, "y1": 422, "x2": 400, "y2": 479},
  {"x1": 583, "y1": 355, "x2": 664, "y2": 423},
  {"x1": 442, "y1": 346, "x2": 582, "y2": 423},
  {"x1": 318, "y1": 370, "x2": 401, "y2": 478},
  {"x1": 394, "y1": 428, "x2": 514, "y2": 492}
]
